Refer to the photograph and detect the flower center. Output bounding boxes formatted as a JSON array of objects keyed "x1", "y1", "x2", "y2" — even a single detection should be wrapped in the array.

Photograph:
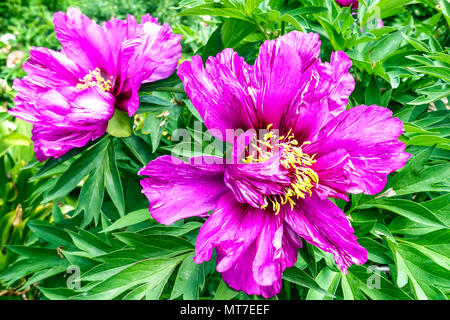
[
  {"x1": 76, "y1": 68, "x2": 112, "y2": 92},
  {"x1": 243, "y1": 125, "x2": 319, "y2": 215}
]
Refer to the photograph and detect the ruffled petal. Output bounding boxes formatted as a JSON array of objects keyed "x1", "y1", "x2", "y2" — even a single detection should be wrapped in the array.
[
  {"x1": 195, "y1": 193, "x2": 301, "y2": 298},
  {"x1": 177, "y1": 49, "x2": 256, "y2": 142},
  {"x1": 194, "y1": 192, "x2": 265, "y2": 270},
  {"x1": 276, "y1": 31, "x2": 321, "y2": 72},
  {"x1": 224, "y1": 152, "x2": 290, "y2": 208},
  {"x1": 285, "y1": 193, "x2": 367, "y2": 272},
  {"x1": 22, "y1": 47, "x2": 84, "y2": 88},
  {"x1": 115, "y1": 17, "x2": 182, "y2": 115},
  {"x1": 275, "y1": 34, "x2": 354, "y2": 141},
  {"x1": 138, "y1": 155, "x2": 228, "y2": 225},
  {"x1": 306, "y1": 105, "x2": 410, "y2": 194},
  {"x1": 10, "y1": 86, "x2": 114, "y2": 161},
  {"x1": 219, "y1": 242, "x2": 281, "y2": 298},
  {"x1": 65, "y1": 86, "x2": 115, "y2": 125},
  {"x1": 325, "y1": 51, "x2": 355, "y2": 116},
  {"x1": 53, "y1": 8, "x2": 115, "y2": 75},
  {"x1": 249, "y1": 36, "x2": 308, "y2": 130},
  {"x1": 313, "y1": 149, "x2": 356, "y2": 200}
]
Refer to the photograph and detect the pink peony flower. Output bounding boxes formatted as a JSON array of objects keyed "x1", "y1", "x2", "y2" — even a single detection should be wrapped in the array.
[
  {"x1": 139, "y1": 31, "x2": 410, "y2": 298},
  {"x1": 9, "y1": 8, "x2": 182, "y2": 161}
]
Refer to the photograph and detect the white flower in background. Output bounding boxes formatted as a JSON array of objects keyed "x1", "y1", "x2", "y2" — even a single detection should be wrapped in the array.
[
  {"x1": 0, "y1": 33, "x2": 15, "y2": 54},
  {"x1": 0, "y1": 78, "x2": 10, "y2": 92},
  {"x1": 6, "y1": 50, "x2": 25, "y2": 68},
  {"x1": 0, "y1": 33, "x2": 16, "y2": 45}
]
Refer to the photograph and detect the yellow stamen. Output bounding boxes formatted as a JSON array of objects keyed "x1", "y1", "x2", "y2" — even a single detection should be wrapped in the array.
[
  {"x1": 243, "y1": 124, "x2": 319, "y2": 215},
  {"x1": 76, "y1": 68, "x2": 112, "y2": 92}
]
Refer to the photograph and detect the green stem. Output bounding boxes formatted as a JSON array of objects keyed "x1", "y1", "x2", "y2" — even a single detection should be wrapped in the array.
[
  {"x1": 281, "y1": 21, "x2": 286, "y2": 35},
  {"x1": 255, "y1": 21, "x2": 270, "y2": 40}
]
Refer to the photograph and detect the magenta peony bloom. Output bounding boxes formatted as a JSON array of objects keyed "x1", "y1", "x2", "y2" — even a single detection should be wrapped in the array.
[
  {"x1": 139, "y1": 31, "x2": 410, "y2": 298},
  {"x1": 336, "y1": 0, "x2": 359, "y2": 9},
  {"x1": 9, "y1": 8, "x2": 182, "y2": 161}
]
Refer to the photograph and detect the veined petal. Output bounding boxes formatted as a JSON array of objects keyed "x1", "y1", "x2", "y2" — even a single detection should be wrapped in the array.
[
  {"x1": 313, "y1": 149, "x2": 355, "y2": 200},
  {"x1": 65, "y1": 86, "x2": 115, "y2": 124},
  {"x1": 115, "y1": 17, "x2": 182, "y2": 115},
  {"x1": 325, "y1": 51, "x2": 355, "y2": 116},
  {"x1": 53, "y1": 8, "x2": 114, "y2": 75},
  {"x1": 194, "y1": 193, "x2": 301, "y2": 298},
  {"x1": 194, "y1": 192, "x2": 265, "y2": 270},
  {"x1": 219, "y1": 242, "x2": 282, "y2": 298},
  {"x1": 276, "y1": 31, "x2": 321, "y2": 72},
  {"x1": 22, "y1": 47, "x2": 84, "y2": 88},
  {"x1": 250, "y1": 37, "x2": 309, "y2": 131},
  {"x1": 178, "y1": 49, "x2": 256, "y2": 142},
  {"x1": 9, "y1": 84, "x2": 114, "y2": 161},
  {"x1": 31, "y1": 123, "x2": 107, "y2": 162},
  {"x1": 138, "y1": 155, "x2": 228, "y2": 225},
  {"x1": 307, "y1": 105, "x2": 410, "y2": 194},
  {"x1": 285, "y1": 193, "x2": 367, "y2": 272},
  {"x1": 224, "y1": 152, "x2": 289, "y2": 208}
]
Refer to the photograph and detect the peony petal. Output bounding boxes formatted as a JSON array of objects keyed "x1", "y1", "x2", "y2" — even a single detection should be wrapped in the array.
[
  {"x1": 285, "y1": 193, "x2": 367, "y2": 272},
  {"x1": 219, "y1": 241, "x2": 282, "y2": 298},
  {"x1": 9, "y1": 84, "x2": 114, "y2": 161},
  {"x1": 250, "y1": 37, "x2": 309, "y2": 131},
  {"x1": 313, "y1": 149, "x2": 355, "y2": 200},
  {"x1": 224, "y1": 152, "x2": 289, "y2": 208},
  {"x1": 194, "y1": 193, "x2": 301, "y2": 298},
  {"x1": 53, "y1": 8, "x2": 115, "y2": 75},
  {"x1": 65, "y1": 86, "x2": 115, "y2": 125},
  {"x1": 307, "y1": 105, "x2": 410, "y2": 194},
  {"x1": 115, "y1": 17, "x2": 182, "y2": 115},
  {"x1": 276, "y1": 31, "x2": 321, "y2": 72},
  {"x1": 30, "y1": 123, "x2": 107, "y2": 162},
  {"x1": 178, "y1": 49, "x2": 256, "y2": 142},
  {"x1": 138, "y1": 155, "x2": 228, "y2": 225},
  {"x1": 22, "y1": 47, "x2": 84, "y2": 88},
  {"x1": 325, "y1": 51, "x2": 355, "y2": 116},
  {"x1": 194, "y1": 192, "x2": 265, "y2": 270},
  {"x1": 276, "y1": 35, "x2": 354, "y2": 141}
]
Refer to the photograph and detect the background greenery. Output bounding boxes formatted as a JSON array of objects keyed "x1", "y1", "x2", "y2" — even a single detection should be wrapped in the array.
[{"x1": 0, "y1": 0, "x2": 449, "y2": 300}]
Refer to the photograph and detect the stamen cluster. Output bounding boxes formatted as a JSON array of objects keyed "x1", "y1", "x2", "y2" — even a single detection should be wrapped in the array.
[
  {"x1": 243, "y1": 125, "x2": 319, "y2": 214},
  {"x1": 76, "y1": 67, "x2": 112, "y2": 92}
]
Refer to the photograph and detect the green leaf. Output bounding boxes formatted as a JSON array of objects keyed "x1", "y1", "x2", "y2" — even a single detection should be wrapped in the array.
[
  {"x1": 349, "y1": 265, "x2": 413, "y2": 300},
  {"x1": 0, "y1": 133, "x2": 31, "y2": 157},
  {"x1": 113, "y1": 233, "x2": 194, "y2": 258},
  {"x1": 171, "y1": 252, "x2": 205, "y2": 300},
  {"x1": 78, "y1": 254, "x2": 186, "y2": 300},
  {"x1": 104, "y1": 142, "x2": 125, "y2": 216},
  {"x1": 100, "y1": 209, "x2": 151, "y2": 233},
  {"x1": 66, "y1": 229, "x2": 112, "y2": 257},
  {"x1": 179, "y1": 5, "x2": 252, "y2": 22},
  {"x1": 283, "y1": 266, "x2": 334, "y2": 298},
  {"x1": 76, "y1": 165, "x2": 105, "y2": 228},
  {"x1": 121, "y1": 135, "x2": 154, "y2": 166},
  {"x1": 201, "y1": 25, "x2": 225, "y2": 61},
  {"x1": 214, "y1": 280, "x2": 239, "y2": 300},
  {"x1": 360, "y1": 199, "x2": 447, "y2": 228},
  {"x1": 305, "y1": 267, "x2": 340, "y2": 300},
  {"x1": 408, "y1": 66, "x2": 450, "y2": 82},
  {"x1": 221, "y1": 18, "x2": 256, "y2": 48},
  {"x1": 387, "y1": 147, "x2": 450, "y2": 196},
  {"x1": 388, "y1": 241, "x2": 450, "y2": 299},
  {"x1": 26, "y1": 220, "x2": 73, "y2": 248},
  {"x1": 44, "y1": 137, "x2": 109, "y2": 202}
]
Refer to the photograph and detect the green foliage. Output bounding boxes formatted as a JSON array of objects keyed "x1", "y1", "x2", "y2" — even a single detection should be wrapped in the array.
[{"x1": 0, "y1": 0, "x2": 449, "y2": 300}]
